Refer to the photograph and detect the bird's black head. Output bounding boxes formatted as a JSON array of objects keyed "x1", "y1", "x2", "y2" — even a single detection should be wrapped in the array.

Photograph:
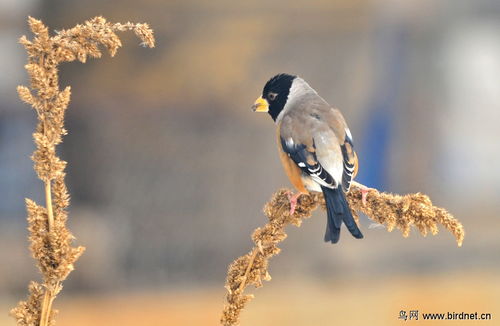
[{"x1": 252, "y1": 73, "x2": 296, "y2": 121}]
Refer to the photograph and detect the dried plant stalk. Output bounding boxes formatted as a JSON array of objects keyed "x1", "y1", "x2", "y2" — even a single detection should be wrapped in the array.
[
  {"x1": 221, "y1": 182, "x2": 464, "y2": 325},
  {"x1": 11, "y1": 16, "x2": 154, "y2": 326}
]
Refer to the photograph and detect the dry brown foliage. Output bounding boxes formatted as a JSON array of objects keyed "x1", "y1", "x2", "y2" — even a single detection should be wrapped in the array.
[
  {"x1": 221, "y1": 182, "x2": 464, "y2": 325},
  {"x1": 11, "y1": 16, "x2": 154, "y2": 326}
]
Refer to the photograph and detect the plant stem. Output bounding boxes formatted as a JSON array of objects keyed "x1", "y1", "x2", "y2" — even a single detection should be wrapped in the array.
[
  {"x1": 44, "y1": 181, "x2": 54, "y2": 232},
  {"x1": 39, "y1": 180, "x2": 55, "y2": 326},
  {"x1": 39, "y1": 281, "x2": 58, "y2": 326},
  {"x1": 39, "y1": 291, "x2": 50, "y2": 326},
  {"x1": 239, "y1": 248, "x2": 259, "y2": 292}
]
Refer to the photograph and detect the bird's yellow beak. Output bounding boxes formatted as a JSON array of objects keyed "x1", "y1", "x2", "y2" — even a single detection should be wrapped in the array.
[{"x1": 251, "y1": 97, "x2": 269, "y2": 112}]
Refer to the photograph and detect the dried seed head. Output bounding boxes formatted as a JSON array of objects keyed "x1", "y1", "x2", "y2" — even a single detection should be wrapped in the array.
[
  {"x1": 13, "y1": 16, "x2": 155, "y2": 326},
  {"x1": 221, "y1": 184, "x2": 464, "y2": 325}
]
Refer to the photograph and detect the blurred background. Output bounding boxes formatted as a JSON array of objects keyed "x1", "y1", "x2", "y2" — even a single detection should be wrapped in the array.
[{"x1": 1, "y1": 0, "x2": 499, "y2": 325}]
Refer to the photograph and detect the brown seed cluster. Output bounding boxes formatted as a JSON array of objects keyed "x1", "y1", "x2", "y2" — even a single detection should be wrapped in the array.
[
  {"x1": 221, "y1": 183, "x2": 464, "y2": 325},
  {"x1": 11, "y1": 16, "x2": 154, "y2": 326},
  {"x1": 347, "y1": 182, "x2": 464, "y2": 245}
]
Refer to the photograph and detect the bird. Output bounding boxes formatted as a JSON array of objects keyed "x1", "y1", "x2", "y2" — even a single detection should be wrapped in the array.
[{"x1": 252, "y1": 73, "x2": 367, "y2": 244}]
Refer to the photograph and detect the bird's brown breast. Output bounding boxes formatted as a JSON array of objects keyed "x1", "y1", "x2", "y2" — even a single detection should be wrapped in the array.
[{"x1": 276, "y1": 125, "x2": 308, "y2": 194}]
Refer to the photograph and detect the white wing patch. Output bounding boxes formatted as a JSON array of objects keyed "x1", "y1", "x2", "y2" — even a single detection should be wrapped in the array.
[
  {"x1": 344, "y1": 163, "x2": 355, "y2": 173},
  {"x1": 308, "y1": 165, "x2": 336, "y2": 188},
  {"x1": 345, "y1": 128, "x2": 353, "y2": 142}
]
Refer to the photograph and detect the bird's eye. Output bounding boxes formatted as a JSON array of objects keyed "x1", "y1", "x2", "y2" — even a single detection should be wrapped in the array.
[{"x1": 268, "y1": 93, "x2": 278, "y2": 101}]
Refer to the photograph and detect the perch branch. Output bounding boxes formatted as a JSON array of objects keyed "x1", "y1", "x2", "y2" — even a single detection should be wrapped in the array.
[{"x1": 220, "y1": 182, "x2": 464, "y2": 325}]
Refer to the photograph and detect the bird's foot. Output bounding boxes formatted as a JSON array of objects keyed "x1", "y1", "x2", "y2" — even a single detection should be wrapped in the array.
[
  {"x1": 359, "y1": 185, "x2": 370, "y2": 206},
  {"x1": 286, "y1": 191, "x2": 302, "y2": 215},
  {"x1": 351, "y1": 181, "x2": 372, "y2": 206}
]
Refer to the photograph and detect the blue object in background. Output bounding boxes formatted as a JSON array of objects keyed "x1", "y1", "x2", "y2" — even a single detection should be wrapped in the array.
[
  {"x1": 0, "y1": 112, "x2": 42, "y2": 220},
  {"x1": 357, "y1": 23, "x2": 409, "y2": 191}
]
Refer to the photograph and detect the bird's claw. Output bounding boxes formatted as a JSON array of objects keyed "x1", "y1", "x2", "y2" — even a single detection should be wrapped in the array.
[
  {"x1": 286, "y1": 191, "x2": 301, "y2": 215},
  {"x1": 360, "y1": 186, "x2": 370, "y2": 206}
]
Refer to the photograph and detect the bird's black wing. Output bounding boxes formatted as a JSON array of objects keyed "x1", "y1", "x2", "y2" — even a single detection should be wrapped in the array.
[
  {"x1": 280, "y1": 137, "x2": 338, "y2": 188},
  {"x1": 340, "y1": 130, "x2": 356, "y2": 192}
]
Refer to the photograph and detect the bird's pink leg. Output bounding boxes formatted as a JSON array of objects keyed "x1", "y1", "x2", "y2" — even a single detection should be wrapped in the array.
[
  {"x1": 286, "y1": 191, "x2": 302, "y2": 215},
  {"x1": 361, "y1": 187, "x2": 369, "y2": 206},
  {"x1": 351, "y1": 181, "x2": 371, "y2": 206},
  {"x1": 359, "y1": 185, "x2": 370, "y2": 206}
]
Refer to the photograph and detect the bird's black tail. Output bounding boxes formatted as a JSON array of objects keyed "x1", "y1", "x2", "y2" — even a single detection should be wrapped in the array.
[{"x1": 321, "y1": 185, "x2": 363, "y2": 244}]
